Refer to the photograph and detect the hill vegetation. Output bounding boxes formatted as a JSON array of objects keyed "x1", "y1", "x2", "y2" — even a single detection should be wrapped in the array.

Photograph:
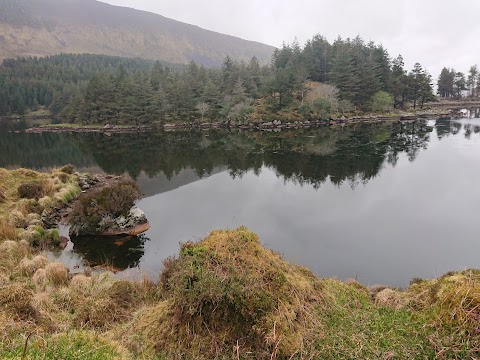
[
  {"x1": 1, "y1": 35, "x2": 437, "y2": 123},
  {"x1": 0, "y1": 0, "x2": 275, "y2": 66}
]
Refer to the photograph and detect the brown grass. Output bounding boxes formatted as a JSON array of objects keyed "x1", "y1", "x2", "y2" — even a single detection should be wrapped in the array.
[
  {"x1": 0, "y1": 284, "x2": 37, "y2": 321},
  {"x1": 75, "y1": 296, "x2": 129, "y2": 329},
  {"x1": 19, "y1": 255, "x2": 49, "y2": 276},
  {"x1": 122, "y1": 227, "x2": 325, "y2": 359},
  {"x1": 0, "y1": 167, "x2": 78, "y2": 219},
  {"x1": 8, "y1": 210, "x2": 27, "y2": 228},
  {"x1": 0, "y1": 218, "x2": 17, "y2": 241},
  {"x1": 44, "y1": 262, "x2": 69, "y2": 286},
  {"x1": 374, "y1": 288, "x2": 408, "y2": 309},
  {"x1": 32, "y1": 268, "x2": 48, "y2": 289}
]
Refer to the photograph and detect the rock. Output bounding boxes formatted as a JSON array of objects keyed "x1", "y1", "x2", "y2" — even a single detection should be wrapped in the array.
[
  {"x1": 103, "y1": 124, "x2": 112, "y2": 129},
  {"x1": 84, "y1": 266, "x2": 93, "y2": 277},
  {"x1": 78, "y1": 174, "x2": 98, "y2": 191},
  {"x1": 59, "y1": 236, "x2": 69, "y2": 249},
  {"x1": 96, "y1": 206, "x2": 150, "y2": 236}
]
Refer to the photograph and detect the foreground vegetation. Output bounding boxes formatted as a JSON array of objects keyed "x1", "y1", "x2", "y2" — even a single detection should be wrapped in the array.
[{"x1": 1, "y1": 167, "x2": 480, "y2": 359}]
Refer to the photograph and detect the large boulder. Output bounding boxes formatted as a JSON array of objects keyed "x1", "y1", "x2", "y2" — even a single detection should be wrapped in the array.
[
  {"x1": 68, "y1": 177, "x2": 148, "y2": 236},
  {"x1": 98, "y1": 206, "x2": 150, "y2": 236}
]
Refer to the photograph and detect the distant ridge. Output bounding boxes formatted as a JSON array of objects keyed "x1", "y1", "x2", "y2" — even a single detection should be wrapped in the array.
[{"x1": 0, "y1": 0, "x2": 276, "y2": 66}]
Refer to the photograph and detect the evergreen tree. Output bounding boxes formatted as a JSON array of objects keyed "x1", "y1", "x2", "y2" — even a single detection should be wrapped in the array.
[
  {"x1": 467, "y1": 65, "x2": 478, "y2": 97},
  {"x1": 437, "y1": 68, "x2": 455, "y2": 98}
]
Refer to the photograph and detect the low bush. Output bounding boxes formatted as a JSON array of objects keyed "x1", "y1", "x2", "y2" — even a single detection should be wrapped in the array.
[
  {"x1": 69, "y1": 178, "x2": 140, "y2": 235},
  {"x1": 17, "y1": 181, "x2": 45, "y2": 200}
]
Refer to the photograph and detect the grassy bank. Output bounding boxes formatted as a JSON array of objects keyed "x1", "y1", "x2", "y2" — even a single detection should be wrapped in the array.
[{"x1": 1, "y1": 167, "x2": 479, "y2": 359}]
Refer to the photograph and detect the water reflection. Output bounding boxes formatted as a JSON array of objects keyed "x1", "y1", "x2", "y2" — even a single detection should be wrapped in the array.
[
  {"x1": 0, "y1": 121, "x2": 435, "y2": 191},
  {"x1": 70, "y1": 234, "x2": 148, "y2": 272},
  {"x1": 2, "y1": 116, "x2": 480, "y2": 286}
]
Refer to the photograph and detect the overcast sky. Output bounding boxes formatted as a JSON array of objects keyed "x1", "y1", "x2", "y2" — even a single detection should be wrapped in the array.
[{"x1": 103, "y1": 0, "x2": 479, "y2": 78}]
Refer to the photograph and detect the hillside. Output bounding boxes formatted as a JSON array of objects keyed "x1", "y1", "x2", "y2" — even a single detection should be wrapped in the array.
[{"x1": 0, "y1": 0, "x2": 275, "y2": 66}]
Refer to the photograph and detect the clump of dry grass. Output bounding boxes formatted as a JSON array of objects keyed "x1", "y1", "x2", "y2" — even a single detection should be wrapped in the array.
[
  {"x1": 18, "y1": 255, "x2": 49, "y2": 276},
  {"x1": 25, "y1": 213, "x2": 42, "y2": 227},
  {"x1": 33, "y1": 268, "x2": 48, "y2": 289},
  {"x1": 8, "y1": 210, "x2": 27, "y2": 228},
  {"x1": 15, "y1": 198, "x2": 43, "y2": 216},
  {"x1": 0, "y1": 218, "x2": 17, "y2": 241},
  {"x1": 374, "y1": 288, "x2": 408, "y2": 309},
  {"x1": 0, "y1": 240, "x2": 30, "y2": 274},
  {"x1": 0, "y1": 284, "x2": 37, "y2": 321},
  {"x1": 56, "y1": 172, "x2": 70, "y2": 183},
  {"x1": 59, "y1": 164, "x2": 75, "y2": 175},
  {"x1": 75, "y1": 296, "x2": 129, "y2": 329},
  {"x1": 122, "y1": 227, "x2": 325, "y2": 359},
  {"x1": 32, "y1": 291, "x2": 55, "y2": 312},
  {"x1": 71, "y1": 279, "x2": 142, "y2": 330},
  {"x1": 44, "y1": 262, "x2": 69, "y2": 286},
  {"x1": 70, "y1": 274, "x2": 94, "y2": 295},
  {"x1": 107, "y1": 280, "x2": 141, "y2": 309},
  {"x1": 41, "y1": 178, "x2": 61, "y2": 197},
  {"x1": 38, "y1": 195, "x2": 54, "y2": 209},
  {"x1": 404, "y1": 270, "x2": 480, "y2": 356}
]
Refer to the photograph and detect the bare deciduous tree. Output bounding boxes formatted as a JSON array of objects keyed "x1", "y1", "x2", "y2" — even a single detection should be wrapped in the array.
[
  {"x1": 306, "y1": 83, "x2": 339, "y2": 111},
  {"x1": 196, "y1": 102, "x2": 209, "y2": 121}
]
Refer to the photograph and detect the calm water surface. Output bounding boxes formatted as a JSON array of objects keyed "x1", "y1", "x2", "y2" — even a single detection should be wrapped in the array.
[{"x1": 1, "y1": 115, "x2": 480, "y2": 287}]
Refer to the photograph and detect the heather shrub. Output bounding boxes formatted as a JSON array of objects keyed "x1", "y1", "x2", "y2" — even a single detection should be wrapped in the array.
[
  {"x1": 69, "y1": 178, "x2": 140, "y2": 235},
  {"x1": 17, "y1": 181, "x2": 45, "y2": 200}
]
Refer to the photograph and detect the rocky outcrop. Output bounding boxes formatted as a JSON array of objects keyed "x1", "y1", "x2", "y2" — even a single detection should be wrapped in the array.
[
  {"x1": 69, "y1": 206, "x2": 150, "y2": 237},
  {"x1": 97, "y1": 206, "x2": 150, "y2": 236}
]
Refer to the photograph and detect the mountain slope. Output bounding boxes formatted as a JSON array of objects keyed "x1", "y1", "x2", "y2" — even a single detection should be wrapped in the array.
[{"x1": 0, "y1": 0, "x2": 275, "y2": 65}]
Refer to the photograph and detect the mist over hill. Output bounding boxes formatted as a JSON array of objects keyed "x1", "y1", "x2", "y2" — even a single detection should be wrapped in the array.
[{"x1": 0, "y1": 0, "x2": 275, "y2": 65}]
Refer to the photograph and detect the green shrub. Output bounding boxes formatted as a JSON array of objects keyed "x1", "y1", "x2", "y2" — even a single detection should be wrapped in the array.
[
  {"x1": 30, "y1": 226, "x2": 60, "y2": 248},
  {"x1": 372, "y1": 91, "x2": 394, "y2": 112}
]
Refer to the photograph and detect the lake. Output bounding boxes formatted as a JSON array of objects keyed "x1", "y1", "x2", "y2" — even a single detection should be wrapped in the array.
[{"x1": 1, "y1": 115, "x2": 480, "y2": 287}]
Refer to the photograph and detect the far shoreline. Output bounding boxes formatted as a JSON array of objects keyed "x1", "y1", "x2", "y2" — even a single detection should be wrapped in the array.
[{"x1": 13, "y1": 107, "x2": 456, "y2": 134}]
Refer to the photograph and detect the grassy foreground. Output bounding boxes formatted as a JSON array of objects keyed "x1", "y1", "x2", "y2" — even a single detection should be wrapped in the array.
[{"x1": 1, "y1": 168, "x2": 480, "y2": 359}]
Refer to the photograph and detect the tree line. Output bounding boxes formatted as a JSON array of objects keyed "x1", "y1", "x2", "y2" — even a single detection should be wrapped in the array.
[
  {"x1": 0, "y1": 54, "x2": 179, "y2": 116},
  {"x1": 0, "y1": 35, "x2": 438, "y2": 124},
  {"x1": 437, "y1": 65, "x2": 480, "y2": 98}
]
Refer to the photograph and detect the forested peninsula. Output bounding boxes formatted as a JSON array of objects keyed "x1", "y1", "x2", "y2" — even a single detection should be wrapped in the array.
[{"x1": 3, "y1": 35, "x2": 472, "y2": 127}]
